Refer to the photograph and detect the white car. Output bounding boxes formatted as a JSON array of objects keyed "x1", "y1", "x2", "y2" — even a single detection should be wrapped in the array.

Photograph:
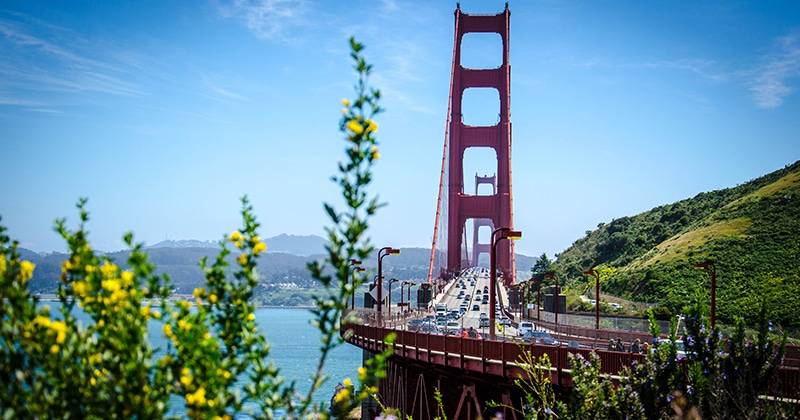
[
  {"x1": 446, "y1": 321, "x2": 461, "y2": 334},
  {"x1": 518, "y1": 322, "x2": 534, "y2": 336}
]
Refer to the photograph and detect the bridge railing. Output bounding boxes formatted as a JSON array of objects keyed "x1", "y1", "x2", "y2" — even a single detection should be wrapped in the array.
[{"x1": 342, "y1": 322, "x2": 800, "y2": 400}]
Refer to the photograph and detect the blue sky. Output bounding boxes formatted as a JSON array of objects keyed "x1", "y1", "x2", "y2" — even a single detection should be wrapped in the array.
[{"x1": 1, "y1": 0, "x2": 799, "y2": 257}]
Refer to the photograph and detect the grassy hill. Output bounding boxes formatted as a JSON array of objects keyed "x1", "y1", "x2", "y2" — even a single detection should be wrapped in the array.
[{"x1": 553, "y1": 161, "x2": 800, "y2": 331}]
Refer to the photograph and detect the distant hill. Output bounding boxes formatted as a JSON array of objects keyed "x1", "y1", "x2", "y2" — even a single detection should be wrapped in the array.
[
  {"x1": 23, "y1": 241, "x2": 537, "y2": 299},
  {"x1": 553, "y1": 161, "x2": 800, "y2": 330},
  {"x1": 147, "y1": 234, "x2": 327, "y2": 256}
]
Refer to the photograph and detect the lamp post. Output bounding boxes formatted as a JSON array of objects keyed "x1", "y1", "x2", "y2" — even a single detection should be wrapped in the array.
[
  {"x1": 530, "y1": 273, "x2": 543, "y2": 322},
  {"x1": 545, "y1": 271, "x2": 559, "y2": 333},
  {"x1": 387, "y1": 278, "x2": 398, "y2": 320},
  {"x1": 349, "y1": 259, "x2": 364, "y2": 310},
  {"x1": 407, "y1": 283, "x2": 416, "y2": 311},
  {"x1": 583, "y1": 268, "x2": 601, "y2": 335},
  {"x1": 376, "y1": 247, "x2": 400, "y2": 325},
  {"x1": 400, "y1": 281, "x2": 413, "y2": 314},
  {"x1": 693, "y1": 260, "x2": 717, "y2": 328},
  {"x1": 490, "y1": 227, "x2": 522, "y2": 340}
]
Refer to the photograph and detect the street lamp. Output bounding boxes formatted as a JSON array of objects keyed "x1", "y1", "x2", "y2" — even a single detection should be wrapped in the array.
[
  {"x1": 583, "y1": 268, "x2": 601, "y2": 335},
  {"x1": 544, "y1": 271, "x2": 559, "y2": 332},
  {"x1": 530, "y1": 273, "x2": 543, "y2": 322},
  {"x1": 387, "y1": 278, "x2": 399, "y2": 319},
  {"x1": 693, "y1": 260, "x2": 717, "y2": 328},
  {"x1": 349, "y1": 259, "x2": 364, "y2": 310},
  {"x1": 490, "y1": 227, "x2": 522, "y2": 340},
  {"x1": 400, "y1": 281, "x2": 413, "y2": 314},
  {"x1": 377, "y1": 247, "x2": 400, "y2": 324},
  {"x1": 407, "y1": 282, "x2": 417, "y2": 311}
]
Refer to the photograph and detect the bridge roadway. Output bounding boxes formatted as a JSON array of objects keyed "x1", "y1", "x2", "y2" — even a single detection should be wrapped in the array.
[
  {"x1": 345, "y1": 270, "x2": 800, "y2": 419},
  {"x1": 434, "y1": 267, "x2": 518, "y2": 336}
]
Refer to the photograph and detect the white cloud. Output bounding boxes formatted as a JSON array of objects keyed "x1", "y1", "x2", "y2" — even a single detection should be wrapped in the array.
[
  {"x1": 750, "y1": 31, "x2": 800, "y2": 109},
  {"x1": 217, "y1": 0, "x2": 308, "y2": 41}
]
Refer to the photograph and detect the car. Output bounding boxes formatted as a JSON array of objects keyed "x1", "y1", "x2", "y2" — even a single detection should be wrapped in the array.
[
  {"x1": 479, "y1": 318, "x2": 490, "y2": 328},
  {"x1": 523, "y1": 331, "x2": 559, "y2": 345},
  {"x1": 518, "y1": 322, "x2": 534, "y2": 336},
  {"x1": 446, "y1": 321, "x2": 461, "y2": 334},
  {"x1": 472, "y1": 304, "x2": 480, "y2": 311},
  {"x1": 566, "y1": 340, "x2": 586, "y2": 349},
  {"x1": 419, "y1": 322, "x2": 439, "y2": 333},
  {"x1": 499, "y1": 317, "x2": 512, "y2": 326},
  {"x1": 656, "y1": 339, "x2": 687, "y2": 360}
]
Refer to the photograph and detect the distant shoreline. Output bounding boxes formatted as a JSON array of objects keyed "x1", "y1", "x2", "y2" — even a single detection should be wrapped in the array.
[{"x1": 34, "y1": 295, "x2": 315, "y2": 310}]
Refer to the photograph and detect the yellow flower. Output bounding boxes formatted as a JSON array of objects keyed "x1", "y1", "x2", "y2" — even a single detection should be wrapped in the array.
[
  {"x1": 178, "y1": 319, "x2": 190, "y2": 332},
  {"x1": 163, "y1": 324, "x2": 173, "y2": 338},
  {"x1": 60, "y1": 259, "x2": 72, "y2": 271},
  {"x1": 151, "y1": 309, "x2": 162, "y2": 319},
  {"x1": 140, "y1": 305, "x2": 151, "y2": 318},
  {"x1": 180, "y1": 372, "x2": 192, "y2": 387},
  {"x1": 357, "y1": 367, "x2": 367, "y2": 381},
  {"x1": 179, "y1": 300, "x2": 191, "y2": 311},
  {"x1": 72, "y1": 281, "x2": 89, "y2": 296},
  {"x1": 342, "y1": 377, "x2": 353, "y2": 388},
  {"x1": 101, "y1": 279, "x2": 121, "y2": 292},
  {"x1": 370, "y1": 145, "x2": 380, "y2": 161},
  {"x1": 34, "y1": 315, "x2": 52, "y2": 328},
  {"x1": 247, "y1": 312, "x2": 256, "y2": 322},
  {"x1": 193, "y1": 288, "x2": 205, "y2": 298},
  {"x1": 333, "y1": 387, "x2": 350, "y2": 404},
  {"x1": 100, "y1": 262, "x2": 117, "y2": 277},
  {"x1": 365, "y1": 119, "x2": 378, "y2": 133},
  {"x1": 0, "y1": 253, "x2": 6, "y2": 276},
  {"x1": 229, "y1": 231, "x2": 243, "y2": 243},
  {"x1": 218, "y1": 369, "x2": 232, "y2": 380},
  {"x1": 346, "y1": 119, "x2": 364, "y2": 135},
  {"x1": 20, "y1": 260, "x2": 35, "y2": 282},
  {"x1": 90, "y1": 377, "x2": 97, "y2": 386},
  {"x1": 121, "y1": 271, "x2": 134, "y2": 287},
  {"x1": 208, "y1": 294, "x2": 218, "y2": 304},
  {"x1": 341, "y1": 98, "x2": 351, "y2": 107},
  {"x1": 89, "y1": 353, "x2": 102, "y2": 364},
  {"x1": 110, "y1": 289, "x2": 128, "y2": 303},
  {"x1": 203, "y1": 332, "x2": 212, "y2": 340},
  {"x1": 187, "y1": 387, "x2": 206, "y2": 406},
  {"x1": 253, "y1": 241, "x2": 267, "y2": 255},
  {"x1": 238, "y1": 253, "x2": 248, "y2": 266},
  {"x1": 50, "y1": 321, "x2": 67, "y2": 344},
  {"x1": 50, "y1": 344, "x2": 59, "y2": 354}
]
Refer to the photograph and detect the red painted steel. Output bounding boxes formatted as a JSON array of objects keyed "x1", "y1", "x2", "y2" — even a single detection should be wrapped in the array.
[
  {"x1": 470, "y1": 175, "x2": 495, "y2": 265},
  {"x1": 343, "y1": 322, "x2": 800, "y2": 400},
  {"x1": 429, "y1": 5, "x2": 516, "y2": 283}
]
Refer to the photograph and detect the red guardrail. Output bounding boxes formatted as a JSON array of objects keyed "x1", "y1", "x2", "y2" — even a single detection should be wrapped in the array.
[{"x1": 343, "y1": 323, "x2": 799, "y2": 399}]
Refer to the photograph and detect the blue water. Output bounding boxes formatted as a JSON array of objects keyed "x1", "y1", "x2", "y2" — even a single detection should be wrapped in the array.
[{"x1": 42, "y1": 304, "x2": 362, "y2": 414}]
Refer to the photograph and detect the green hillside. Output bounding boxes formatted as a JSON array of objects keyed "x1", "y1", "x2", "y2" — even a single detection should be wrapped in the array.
[{"x1": 553, "y1": 161, "x2": 800, "y2": 331}]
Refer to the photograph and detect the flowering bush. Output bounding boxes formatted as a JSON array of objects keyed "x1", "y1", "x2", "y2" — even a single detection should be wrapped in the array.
[
  {"x1": 0, "y1": 37, "x2": 389, "y2": 419},
  {"x1": 502, "y1": 303, "x2": 793, "y2": 420}
]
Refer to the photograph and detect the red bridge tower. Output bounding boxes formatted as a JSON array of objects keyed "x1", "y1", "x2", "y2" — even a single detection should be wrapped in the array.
[{"x1": 430, "y1": 3, "x2": 516, "y2": 283}]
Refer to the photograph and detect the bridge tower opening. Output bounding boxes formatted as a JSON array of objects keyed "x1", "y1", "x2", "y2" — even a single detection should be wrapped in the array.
[
  {"x1": 471, "y1": 174, "x2": 496, "y2": 266},
  {"x1": 428, "y1": 3, "x2": 515, "y2": 284}
]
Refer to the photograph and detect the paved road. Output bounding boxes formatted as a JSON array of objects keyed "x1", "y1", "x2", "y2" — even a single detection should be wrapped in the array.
[{"x1": 435, "y1": 268, "x2": 517, "y2": 337}]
